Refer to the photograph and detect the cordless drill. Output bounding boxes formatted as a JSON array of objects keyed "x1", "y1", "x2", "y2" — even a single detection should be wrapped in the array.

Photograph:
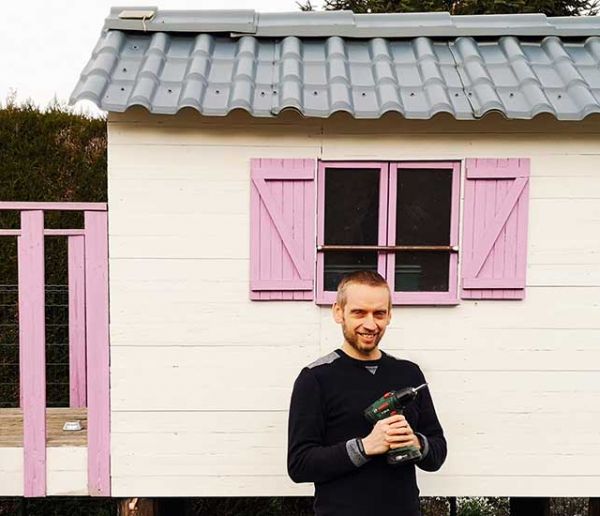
[{"x1": 364, "y1": 383, "x2": 428, "y2": 466}]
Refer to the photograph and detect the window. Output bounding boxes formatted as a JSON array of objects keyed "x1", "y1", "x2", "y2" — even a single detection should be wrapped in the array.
[
  {"x1": 250, "y1": 157, "x2": 528, "y2": 304},
  {"x1": 316, "y1": 161, "x2": 460, "y2": 305}
]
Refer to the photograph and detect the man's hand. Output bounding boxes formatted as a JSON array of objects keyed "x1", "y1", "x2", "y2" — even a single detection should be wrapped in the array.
[
  {"x1": 385, "y1": 414, "x2": 421, "y2": 451},
  {"x1": 362, "y1": 414, "x2": 420, "y2": 456}
]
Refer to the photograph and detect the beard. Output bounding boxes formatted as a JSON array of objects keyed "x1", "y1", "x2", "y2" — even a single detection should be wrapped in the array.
[{"x1": 341, "y1": 321, "x2": 384, "y2": 357}]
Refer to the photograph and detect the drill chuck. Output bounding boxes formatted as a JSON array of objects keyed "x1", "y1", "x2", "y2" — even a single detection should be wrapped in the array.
[{"x1": 364, "y1": 383, "x2": 428, "y2": 423}]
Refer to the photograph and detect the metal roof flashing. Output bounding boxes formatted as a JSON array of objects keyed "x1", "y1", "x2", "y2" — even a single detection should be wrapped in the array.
[
  {"x1": 102, "y1": 8, "x2": 600, "y2": 38},
  {"x1": 105, "y1": 7, "x2": 257, "y2": 34}
]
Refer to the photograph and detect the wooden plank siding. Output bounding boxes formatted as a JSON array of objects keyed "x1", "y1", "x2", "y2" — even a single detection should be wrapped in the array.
[
  {"x1": 106, "y1": 109, "x2": 600, "y2": 497},
  {"x1": 47, "y1": 447, "x2": 88, "y2": 496},
  {"x1": 0, "y1": 448, "x2": 23, "y2": 496},
  {"x1": 0, "y1": 447, "x2": 89, "y2": 497}
]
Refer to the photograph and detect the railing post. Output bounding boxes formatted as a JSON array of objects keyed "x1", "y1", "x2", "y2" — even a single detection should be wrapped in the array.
[
  {"x1": 68, "y1": 236, "x2": 87, "y2": 408},
  {"x1": 18, "y1": 210, "x2": 46, "y2": 497},
  {"x1": 84, "y1": 211, "x2": 110, "y2": 496}
]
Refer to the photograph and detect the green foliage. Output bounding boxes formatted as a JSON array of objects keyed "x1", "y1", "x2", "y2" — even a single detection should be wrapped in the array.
[
  {"x1": 0, "y1": 99, "x2": 107, "y2": 282},
  {"x1": 458, "y1": 497, "x2": 508, "y2": 516},
  {"x1": 299, "y1": 0, "x2": 599, "y2": 15},
  {"x1": 0, "y1": 497, "x2": 118, "y2": 516},
  {"x1": 423, "y1": 496, "x2": 451, "y2": 515},
  {"x1": 0, "y1": 496, "x2": 593, "y2": 514},
  {"x1": 191, "y1": 497, "x2": 314, "y2": 515},
  {"x1": 0, "y1": 97, "x2": 107, "y2": 205}
]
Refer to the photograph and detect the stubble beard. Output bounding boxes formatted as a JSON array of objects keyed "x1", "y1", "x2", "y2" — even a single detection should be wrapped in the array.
[{"x1": 342, "y1": 321, "x2": 384, "y2": 357}]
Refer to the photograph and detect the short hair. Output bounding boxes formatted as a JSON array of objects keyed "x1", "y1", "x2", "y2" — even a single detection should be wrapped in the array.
[{"x1": 336, "y1": 271, "x2": 391, "y2": 309}]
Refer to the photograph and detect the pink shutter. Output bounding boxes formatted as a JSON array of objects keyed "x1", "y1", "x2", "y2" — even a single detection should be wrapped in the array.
[
  {"x1": 250, "y1": 158, "x2": 316, "y2": 300},
  {"x1": 461, "y1": 158, "x2": 530, "y2": 300}
]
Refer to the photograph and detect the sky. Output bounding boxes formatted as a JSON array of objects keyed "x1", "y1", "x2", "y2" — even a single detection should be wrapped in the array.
[{"x1": 0, "y1": 0, "x2": 323, "y2": 117}]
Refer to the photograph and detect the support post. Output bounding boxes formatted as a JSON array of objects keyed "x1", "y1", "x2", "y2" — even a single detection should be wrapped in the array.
[
  {"x1": 85, "y1": 211, "x2": 110, "y2": 496},
  {"x1": 18, "y1": 210, "x2": 46, "y2": 497},
  {"x1": 449, "y1": 497, "x2": 457, "y2": 516},
  {"x1": 159, "y1": 498, "x2": 188, "y2": 515},
  {"x1": 510, "y1": 497, "x2": 550, "y2": 516},
  {"x1": 118, "y1": 498, "x2": 158, "y2": 516}
]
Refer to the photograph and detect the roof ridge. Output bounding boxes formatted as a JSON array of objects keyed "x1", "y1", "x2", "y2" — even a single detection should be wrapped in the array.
[{"x1": 103, "y1": 8, "x2": 600, "y2": 38}]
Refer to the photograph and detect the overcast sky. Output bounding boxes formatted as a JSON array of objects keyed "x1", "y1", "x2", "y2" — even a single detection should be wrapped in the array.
[{"x1": 0, "y1": 0, "x2": 323, "y2": 116}]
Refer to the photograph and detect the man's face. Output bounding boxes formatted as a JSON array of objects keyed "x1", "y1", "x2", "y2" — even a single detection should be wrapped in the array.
[{"x1": 333, "y1": 283, "x2": 392, "y2": 357}]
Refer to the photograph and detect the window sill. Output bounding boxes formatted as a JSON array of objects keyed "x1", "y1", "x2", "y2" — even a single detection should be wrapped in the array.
[{"x1": 316, "y1": 291, "x2": 459, "y2": 306}]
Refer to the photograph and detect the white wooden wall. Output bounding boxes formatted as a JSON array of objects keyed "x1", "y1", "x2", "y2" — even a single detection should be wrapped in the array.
[
  {"x1": 107, "y1": 109, "x2": 600, "y2": 497},
  {"x1": 0, "y1": 447, "x2": 87, "y2": 496}
]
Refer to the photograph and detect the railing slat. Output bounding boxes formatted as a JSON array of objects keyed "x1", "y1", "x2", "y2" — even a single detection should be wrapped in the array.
[
  {"x1": 84, "y1": 211, "x2": 110, "y2": 496},
  {"x1": 0, "y1": 202, "x2": 107, "y2": 211},
  {"x1": 0, "y1": 229, "x2": 86, "y2": 236},
  {"x1": 68, "y1": 236, "x2": 87, "y2": 408},
  {"x1": 18, "y1": 210, "x2": 46, "y2": 497}
]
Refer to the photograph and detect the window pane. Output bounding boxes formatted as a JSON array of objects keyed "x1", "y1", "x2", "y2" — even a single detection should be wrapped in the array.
[
  {"x1": 325, "y1": 168, "x2": 380, "y2": 245},
  {"x1": 324, "y1": 252, "x2": 378, "y2": 291},
  {"x1": 396, "y1": 168, "x2": 452, "y2": 245},
  {"x1": 394, "y1": 252, "x2": 449, "y2": 292}
]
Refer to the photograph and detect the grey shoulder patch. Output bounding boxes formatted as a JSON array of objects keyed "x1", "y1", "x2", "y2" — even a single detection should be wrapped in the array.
[{"x1": 307, "y1": 351, "x2": 340, "y2": 369}]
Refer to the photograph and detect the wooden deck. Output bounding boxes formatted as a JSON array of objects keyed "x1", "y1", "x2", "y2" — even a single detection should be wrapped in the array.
[{"x1": 0, "y1": 408, "x2": 87, "y2": 447}]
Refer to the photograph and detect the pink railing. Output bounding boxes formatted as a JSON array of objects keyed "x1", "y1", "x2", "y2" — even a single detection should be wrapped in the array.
[{"x1": 0, "y1": 202, "x2": 110, "y2": 497}]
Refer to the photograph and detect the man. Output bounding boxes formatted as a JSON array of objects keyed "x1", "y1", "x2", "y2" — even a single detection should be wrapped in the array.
[{"x1": 287, "y1": 271, "x2": 447, "y2": 516}]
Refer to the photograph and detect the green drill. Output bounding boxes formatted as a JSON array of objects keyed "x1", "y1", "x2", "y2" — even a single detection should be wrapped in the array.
[{"x1": 363, "y1": 383, "x2": 428, "y2": 466}]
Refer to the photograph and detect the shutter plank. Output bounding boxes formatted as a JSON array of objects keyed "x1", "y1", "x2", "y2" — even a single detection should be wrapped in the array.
[
  {"x1": 270, "y1": 180, "x2": 283, "y2": 301},
  {"x1": 259, "y1": 182, "x2": 271, "y2": 300},
  {"x1": 250, "y1": 179, "x2": 262, "y2": 300},
  {"x1": 492, "y1": 180, "x2": 507, "y2": 298},
  {"x1": 283, "y1": 178, "x2": 295, "y2": 300},
  {"x1": 515, "y1": 179, "x2": 530, "y2": 290}
]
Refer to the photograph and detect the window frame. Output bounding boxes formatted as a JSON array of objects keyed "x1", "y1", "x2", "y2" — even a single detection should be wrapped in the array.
[{"x1": 316, "y1": 160, "x2": 461, "y2": 305}]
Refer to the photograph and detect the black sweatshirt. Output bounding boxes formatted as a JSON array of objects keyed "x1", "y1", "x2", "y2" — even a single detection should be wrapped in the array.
[{"x1": 287, "y1": 349, "x2": 447, "y2": 516}]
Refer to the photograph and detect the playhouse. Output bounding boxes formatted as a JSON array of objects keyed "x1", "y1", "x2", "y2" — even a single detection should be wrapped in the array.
[{"x1": 1, "y1": 8, "x2": 600, "y2": 500}]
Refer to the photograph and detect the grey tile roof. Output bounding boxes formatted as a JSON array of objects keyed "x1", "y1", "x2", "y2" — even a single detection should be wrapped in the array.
[{"x1": 70, "y1": 10, "x2": 600, "y2": 120}]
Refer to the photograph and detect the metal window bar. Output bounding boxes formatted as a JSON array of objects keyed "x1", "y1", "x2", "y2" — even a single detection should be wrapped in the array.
[{"x1": 318, "y1": 245, "x2": 459, "y2": 252}]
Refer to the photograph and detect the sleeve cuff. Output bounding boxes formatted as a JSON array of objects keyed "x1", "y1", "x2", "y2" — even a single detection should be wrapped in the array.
[
  {"x1": 345, "y1": 438, "x2": 370, "y2": 467},
  {"x1": 416, "y1": 432, "x2": 430, "y2": 460}
]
